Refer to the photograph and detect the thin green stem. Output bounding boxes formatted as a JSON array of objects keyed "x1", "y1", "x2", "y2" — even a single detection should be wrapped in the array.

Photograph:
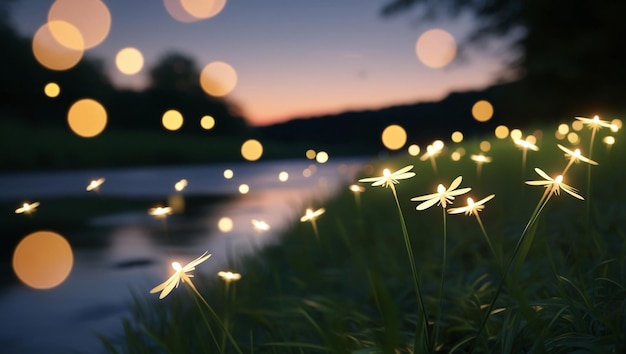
[
  {"x1": 469, "y1": 191, "x2": 552, "y2": 353},
  {"x1": 434, "y1": 207, "x2": 447, "y2": 349},
  {"x1": 586, "y1": 128, "x2": 602, "y2": 253},
  {"x1": 311, "y1": 220, "x2": 320, "y2": 241},
  {"x1": 429, "y1": 156, "x2": 438, "y2": 175},
  {"x1": 475, "y1": 213, "x2": 499, "y2": 268},
  {"x1": 190, "y1": 287, "x2": 222, "y2": 353},
  {"x1": 187, "y1": 281, "x2": 243, "y2": 354},
  {"x1": 390, "y1": 185, "x2": 431, "y2": 351}
]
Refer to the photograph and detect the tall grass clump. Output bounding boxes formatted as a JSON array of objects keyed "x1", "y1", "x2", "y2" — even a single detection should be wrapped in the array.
[{"x1": 104, "y1": 116, "x2": 625, "y2": 353}]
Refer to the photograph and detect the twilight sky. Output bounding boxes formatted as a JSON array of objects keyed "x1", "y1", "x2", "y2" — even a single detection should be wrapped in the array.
[{"x1": 9, "y1": 0, "x2": 512, "y2": 126}]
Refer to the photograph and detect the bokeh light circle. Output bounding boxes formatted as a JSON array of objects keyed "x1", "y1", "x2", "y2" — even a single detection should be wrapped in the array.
[
  {"x1": 223, "y1": 169, "x2": 234, "y2": 179},
  {"x1": 115, "y1": 47, "x2": 144, "y2": 75},
  {"x1": 278, "y1": 171, "x2": 289, "y2": 182},
  {"x1": 316, "y1": 151, "x2": 329, "y2": 164},
  {"x1": 44, "y1": 82, "x2": 61, "y2": 98},
  {"x1": 200, "y1": 115, "x2": 215, "y2": 130},
  {"x1": 200, "y1": 61, "x2": 237, "y2": 97},
  {"x1": 32, "y1": 21, "x2": 83, "y2": 71},
  {"x1": 238, "y1": 184, "x2": 249, "y2": 194},
  {"x1": 451, "y1": 131, "x2": 463, "y2": 143},
  {"x1": 48, "y1": 0, "x2": 111, "y2": 50},
  {"x1": 480, "y1": 140, "x2": 491, "y2": 152},
  {"x1": 13, "y1": 231, "x2": 73, "y2": 289},
  {"x1": 241, "y1": 139, "x2": 263, "y2": 161},
  {"x1": 381, "y1": 124, "x2": 407, "y2": 150},
  {"x1": 162, "y1": 109, "x2": 184, "y2": 131},
  {"x1": 495, "y1": 125, "x2": 509, "y2": 139},
  {"x1": 416, "y1": 29, "x2": 457, "y2": 69},
  {"x1": 305, "y1": 149, "x2": 316, "y2": 159},
  {"x1": 567, "y1": 132, "x2": 580, "y2": 144},
  {"x1": 472, "y1": 100, "x2": 494, "y2": 122},
  {"x1": 218, "y1": 217, "x2": 233, "y2": 232},
  {"x1": 67, "y1": 98, "x2": 107, "y2": 137},
  {"x1": 181, "y1": 0, "x2": 227, "y2": 19},
  {"x1": 510, "y1": 129, "x2": 523, "y2": 140},
  {"x1": 408, "y1": 144, "x2": 420, "y2": 156}
]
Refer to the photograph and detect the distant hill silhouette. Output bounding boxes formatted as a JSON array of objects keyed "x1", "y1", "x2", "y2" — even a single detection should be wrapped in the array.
[{"x1": 257, "y1": 80, "x2": 562, "y2": 155}]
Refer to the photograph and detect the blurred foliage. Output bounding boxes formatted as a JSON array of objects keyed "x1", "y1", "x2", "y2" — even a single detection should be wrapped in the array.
[{"x1": 382, "y1": 0, "x2": 626, "y2": 119}]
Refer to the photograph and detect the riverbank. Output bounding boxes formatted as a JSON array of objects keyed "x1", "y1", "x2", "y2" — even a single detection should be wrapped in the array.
[{"x1": 107, "y1": 121, "x2": 626, "y2": 353}]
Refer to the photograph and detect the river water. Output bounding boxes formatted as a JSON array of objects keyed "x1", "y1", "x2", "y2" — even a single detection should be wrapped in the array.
[{"x1": 0, "y1": 157, "x2": 366, "y2": 354}]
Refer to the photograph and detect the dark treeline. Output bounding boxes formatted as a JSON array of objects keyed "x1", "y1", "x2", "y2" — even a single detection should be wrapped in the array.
[
  {"x1": 0, "y1": 4, "x2": 249, "y2": 137},
  {"x1": 257, "y1": 81, "x2": 531, "y2": 155}
]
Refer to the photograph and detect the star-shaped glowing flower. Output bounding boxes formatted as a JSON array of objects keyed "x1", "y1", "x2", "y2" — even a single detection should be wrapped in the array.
[
  {"x1": 575, "y1": 115, "x2": 612, "y2": 132},
  {"x1": 15, "y1": 201, "x2": 40, "y2": 215},
  {"x1": 557, "y1": 144, "x2": 597, "y2": 166},
  {"x1": 411, "y1": 176, "x2": 471, "y2": 210},
  {"x1": 148, "y1": 206, "x2": 172, "y2": 219},
  {"x1": 300, "y1": 207, "x2": 325, "y2": 223},
  {"x1": 448, "y1": 194, "x2": 495, "y2": 216},
  {"x1": 525, "y1": 168, "x2": 583, "y2": 200},
  {"x1": 300, "y1": 207, "x2": 325, "y2": 239},
  {"x1": 251, "y1": 219, "x2": 270, "y2": 232},
  {"x1": 218, "y1": 271, "x2": 242, "y2": 282},
  {"x1": 470, "y1": 154, "x2": 492, "y2": 164},
  {"x1": 86, "y1": 178, "x2": 105, "y2": 192},
  {"x1": 358, "y1": 165, "x2": 415, "y2": 188},
  {"x1": 557, "y1": 144, "x2": 598, "y2": 175},
  {"x1": 513, "y1": 138, "x2": 539, "y2": 151},
  {"x1": 150, "y1": 251, "x2": 211, "y2": 299}
]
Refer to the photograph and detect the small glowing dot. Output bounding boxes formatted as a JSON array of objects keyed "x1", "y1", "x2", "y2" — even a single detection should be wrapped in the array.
[
  {"x1": 44, "y1": 82, "x2": 60, "y2": 97},
  {"x1": 200, "y1": 115, "x2": 215, "y2": 130},
  {"x1": 572, "y1": 121, "x2": 584, "y2": 131},
  {"x1": 510, "y1": 129, "x2": 523, "y2": 140},
  {"x1": 555, "y1": 131, "x2": 566, "y2": 140},
  {"x1": 525, "y1": 135, "x2": 537, "y2": 145},
  {"x1": 451, "y1": 131, "x2": 463, "y2": 143},
  {"x1": 278, "y1": 171, "x2": 289, "y2": 182},
  {"x1": 479, "y1": 141, "x2": 491, "y2": 152},
  {"x1": 416, "y1": 28, "x2": 456, "y2": 68},
  {"x1": 241, "y1": 139, "x2": 263, "y2": 161},
  {"x1": 302, "y1": 168, "x2": 312, "y2": 177},
  {"x1": 223, "y1": 169, "x2": 234, "y2": 179},
  {"x1": 174, "y1": 179, "x2": 188, "y2": 191},
  {"x1": 408, "y1": 144, "x2": 420, "y2": 156},
  {"x1": 162, "y1": 109, "x2": 183, "y2": 131},
  {"x1": 238, "y1": 184, "x2": 249, "y2": 194},
  {"x1": 567, "y1": 132, "x2": 580, "y2": 144},
  {"x1": 433, "y1": 140, "x2": 444, "y2": 150},
  {"x1": 472, "y1": 100, "x2": 494, "y2": 122},
  {"x1": 558, "y1": 124, "x2": 570, "y2": 135},
  {"x1": 381, "y1": 124, "x2": 407, "y2": 150},
  {"x1": 451, "y1": 151, "x2": 461, "y2": 161},
  {"x1": 115, "y1": 47, "x2": 143, "y2": 75},
  {"x1": 603, "y1": 136, "x2": 615, "y2": 145},
  {"x1": 218, "y1": 217, "x2": 233, "y2": 232},
  {"x1": 12, "y1": 231, "x2": 73, "y2": 289},
  {"x1": 495, "y1": 125, "x2": 509, "y2": 139},
  {"x1": 305, "y1": 149, "x2": 316, "y2": 159},
  {"x1": 456, "y1": 147, "x2": 466, "y2": 156},
  {"x1": 316, "y1": 151, "x2": 329, "y2": 164},
  {"x1": 67, "y1": 98, "x2": 107, "y2": 137}
]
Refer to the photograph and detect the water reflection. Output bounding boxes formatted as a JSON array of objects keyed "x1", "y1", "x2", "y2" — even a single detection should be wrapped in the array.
[{"x1": 0, "y1": 157, "x2": 365, "y2": 353}]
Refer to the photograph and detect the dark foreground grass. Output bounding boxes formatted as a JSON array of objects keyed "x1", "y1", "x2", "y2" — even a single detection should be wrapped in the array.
[{"x1": 103, "y1": 121, "x2": 626, "y2": 353}]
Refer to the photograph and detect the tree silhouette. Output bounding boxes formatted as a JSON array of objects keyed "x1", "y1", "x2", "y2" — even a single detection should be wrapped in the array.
[{"x1": 382, "y1": 0, "x2": 626, "y2": 116}]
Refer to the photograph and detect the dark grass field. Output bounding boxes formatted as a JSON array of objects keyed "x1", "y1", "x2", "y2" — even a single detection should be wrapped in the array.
[{"x1": 98, "y1": 120, "x2": 626, "y2": 353}]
